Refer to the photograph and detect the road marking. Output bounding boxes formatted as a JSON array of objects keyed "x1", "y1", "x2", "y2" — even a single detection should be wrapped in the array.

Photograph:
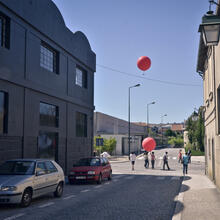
[
  {"x1": 38, "y1": 202, "x2": 54, "y2": 208},
  {"x1": 113, "y1": 179, "x2": 118, "y2": 182},
  {"x1": 63, "y1": 195, "x2": 76, "y2": 200},
  {"x1": 81, "y1": 189, "x2": 90, "y2": 193},
  {"x1": 4, "y1": 213, "x2": 25, "y2": 220},
  {"x1": 173, "y1": 157, "x2": 177, "y2": 160},
  {"x1": 158, "y1": 159, "x2": 162, "y2": 167},
  {"x1": 156, "y1": 176, "x2": 165, "y2": 180},
  {"x1": 94, "y1": 185, "x2": 102, "y2": 188},
  {"x1": 159, "y1": 156, "x2": 163, "y2": 159},
  {"x1": 104, "y1": 182, "x2": 110, "y2": 185}
]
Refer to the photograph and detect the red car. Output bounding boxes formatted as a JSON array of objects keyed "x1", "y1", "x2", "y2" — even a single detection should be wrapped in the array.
[{"x1": 68, "y1": 157, "x2": 112, "y2": 184}]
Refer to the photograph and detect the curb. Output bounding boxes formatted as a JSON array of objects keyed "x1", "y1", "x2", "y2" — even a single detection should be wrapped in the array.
[
  {"x1": 172, "y1": 177, "x2": 184, "y2": 220},
  {"x1": 109, "y1": 160, "x2": 129, "y2": 163}
]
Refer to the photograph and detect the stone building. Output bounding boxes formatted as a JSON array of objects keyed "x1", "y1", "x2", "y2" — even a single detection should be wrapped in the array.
[
  {"x1": 197, "y1": 1, "x2": 220, "y2": 189},
  {"x1": 0, "y1": 0, "x2": 96, "y2": 173}
]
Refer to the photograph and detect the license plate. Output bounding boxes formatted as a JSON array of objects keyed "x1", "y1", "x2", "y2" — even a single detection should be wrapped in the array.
[{"x1": 76, "y1": 176, "x2": 86, "y2": 179}]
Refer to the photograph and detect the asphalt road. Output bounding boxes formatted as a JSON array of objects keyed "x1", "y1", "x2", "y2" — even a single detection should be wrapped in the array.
[{"x1": 0, "y1": 148, "x2": 205, "y2": 220}]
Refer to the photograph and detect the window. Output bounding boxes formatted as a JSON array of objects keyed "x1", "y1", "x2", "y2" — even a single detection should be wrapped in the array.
[
  {"x1": 40, "y1": 42, "x2": 59, "y2": 74},
  {"x1": 40, "y1": 102, "x2": 59, "y2": 127},
  {"x1": 0, "y1": 91, "x2": 8, "y2": 134},
  {"x1": 0, "y1": 12, "x2": 10, "y2": 49},
  {"x1": 36, "y1": 162, "x2": 47, "y2": 175},
  {"x1": 45, "y1": 161, "x2": 58, "y2": 173},
  {"x1": 76, "y1": 112, "x2": 87, "y2": 137},
  {"x1": 76, "y1": 66, "x2": 87, "y2": 88},
  {"x1": 38, "y1": 131, "x2": 58, "y2": 161}
]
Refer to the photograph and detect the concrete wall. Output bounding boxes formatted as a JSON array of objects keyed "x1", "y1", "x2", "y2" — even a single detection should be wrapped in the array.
[
  {"x1": 94, "y1": 112, "x2": 146, "y2": 135},
  {"x1": 0, "y1": 0, "x2": 95, "y2": 174},
  {"x1": 100, "y1": 134, "x2": 142, "y2": 155}
]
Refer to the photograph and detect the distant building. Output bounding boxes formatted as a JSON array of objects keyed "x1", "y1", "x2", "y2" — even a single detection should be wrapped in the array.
[
  {"x1": 94, "y1": 112, "x2": 146, "y2": 155},
  {"x1": 0, "y1": 0, "x2": 96, "y2": 173},
  {"x1": 171, "y1": 123, "x2": 184, "y2": 134}
]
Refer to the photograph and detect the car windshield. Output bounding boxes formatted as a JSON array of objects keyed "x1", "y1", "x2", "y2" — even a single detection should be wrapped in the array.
[
  {"x1": 0, "y1": 161, "x2": 36, "y2": 175},
  {"x1": 74, "y1": 158, "x2": 100, "y2": 166}
]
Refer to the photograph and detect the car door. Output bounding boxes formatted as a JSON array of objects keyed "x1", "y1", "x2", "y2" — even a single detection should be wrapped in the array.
[
  {"x1": 101, "y1": 158, "x2": 107, "y2": 178},
  {"x1": 105, "y1": 159, "x2": 111, "y2": 175},
  {"x1": 33, "y1": 162, "x2": 48, "y2": 197},
  {"x1": 44, "y1": 161, "x2": 59, "y2": 192}
]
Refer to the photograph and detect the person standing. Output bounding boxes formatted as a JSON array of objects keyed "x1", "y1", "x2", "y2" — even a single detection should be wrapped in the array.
[
  {"x1": 130, "y1": 152, "x2": 136, "y2": 171},
  {"x1": 182, "y1": 152, "x2": 189, "y2": 175},
  {"x1": 187, "y1": 148, "x2": 192, "y2": 163},
  {"x1": 163, "y1": 152, "x2": 170, "y2": 170},
  {"x1": 151, "y1": 152, "x2": 156, "y2": 169},
  {"x1": 178, "y1": 149, "x2": 182, "y2": 163},
  {"x1": 144, "y1": 152, "x2": 149, "y2": 168}
]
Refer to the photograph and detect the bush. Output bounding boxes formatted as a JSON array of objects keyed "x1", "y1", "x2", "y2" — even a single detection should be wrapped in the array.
[
  {"x1": 168, "y1": 136, "x2": 184, "y2": 148},
  {"x1": 94, "y1": 136, "x2": 116, "y2": 155},
  {"x1": 185, "y1": 144, "x2": 205, "y2": 156}
]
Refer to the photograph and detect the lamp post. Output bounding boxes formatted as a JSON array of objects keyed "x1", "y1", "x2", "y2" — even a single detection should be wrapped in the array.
[
  {"x1": 128, "y1": 83, "x2": 140, "y2": 155},
  {"x1": 161, "y1": 114, "x2": 167, "y2": 147},
  {"x1": 147, "y1": 101, "x2": 155, "y2": 136}
]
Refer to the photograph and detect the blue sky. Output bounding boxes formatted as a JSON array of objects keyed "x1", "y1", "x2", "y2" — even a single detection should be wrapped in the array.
[{"x1": 53, "y1": 0, "x2": 210, "y2": 124}]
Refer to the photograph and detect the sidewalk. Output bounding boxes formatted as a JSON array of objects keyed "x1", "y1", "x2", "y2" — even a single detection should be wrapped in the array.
[
  {"x1": 173, "y1": 173, "x2": 220, "y2": 220},
  {"x1": 108, "y1": 155, "x2": 129, "y2": 163}
]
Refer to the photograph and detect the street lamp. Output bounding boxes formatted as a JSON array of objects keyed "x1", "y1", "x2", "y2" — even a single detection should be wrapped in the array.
[
  {"x1": 161, "y1": 114, "x2": 167, "y2": 147},
  {"x1": 147, "y1": 101, "x2": 155, "y2": 136},
  {"x1": 199, "y1": 10, "x2": 220, "y2": 46},
  {"x1": 128, "y1": 83, "x2": 141, "y2": 155}
]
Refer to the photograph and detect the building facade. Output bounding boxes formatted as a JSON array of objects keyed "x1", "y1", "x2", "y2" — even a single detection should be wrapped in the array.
[
  {"x1": 94, "y1": 112, "x2": 146, "y2": 155},
  {"x1": 197, "y1": 2, "x2": 220, "y2": 189},
  {"x1": 0, "y1": 0, "x2": 96, "y2": 173}
]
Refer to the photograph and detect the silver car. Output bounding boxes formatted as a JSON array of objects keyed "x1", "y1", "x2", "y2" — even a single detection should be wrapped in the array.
[{"x1": 0, "y1": 159, "x2": 65, "y2": 207}]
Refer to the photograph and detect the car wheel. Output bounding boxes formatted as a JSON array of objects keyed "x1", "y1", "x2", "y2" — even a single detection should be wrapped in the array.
[
  {"x1": 54, "y1": 182, "x2": 63, "y2": 197},
  {"x1": 108, "y1": 171, "x2": 112, "y2": 181},
  {"x1": 21, "y1": 188, "x2": 32, "y2": 207},
  {"x1": 97, "y1": 174, "x2": 102, "y2": 184}
]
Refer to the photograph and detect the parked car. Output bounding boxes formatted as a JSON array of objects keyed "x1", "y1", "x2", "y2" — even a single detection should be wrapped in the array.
[
  {"x1": 100, "y1": 152, "x2": 111, "y2": 158},
  {"x1": 0, "y1": 159, "x2": 64, "y2": 207},
  {"x1": 68, "y1": 157, "x2": 112, "y2": 184}
]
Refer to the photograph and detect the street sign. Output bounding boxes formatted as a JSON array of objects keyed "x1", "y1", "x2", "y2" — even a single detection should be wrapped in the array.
[{"x1": 96, "y1": 138, "x2": 104, "y2": 146}]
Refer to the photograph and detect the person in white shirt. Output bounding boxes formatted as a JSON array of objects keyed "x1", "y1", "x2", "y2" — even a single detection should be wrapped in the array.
[{"x1": 129, "y1": 152, "x2": 136, "y2": 171}]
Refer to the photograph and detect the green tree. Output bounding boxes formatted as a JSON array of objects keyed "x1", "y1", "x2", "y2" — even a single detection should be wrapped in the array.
[
  {"x1": 185, "y1": 107, "x2": 205, "y2": 152},
  {"x1": 93, "y1": 136, "x2": 117, "y2": 154},
  {"x1": 195, "y1": 110, "x2": 205, "y2": 152},
  {"x1": 168, "y1": 136, "x2": 184, "y2": 148},
  {"x1": 164, "y1": 129, "x2": 176, "y2": 137}
]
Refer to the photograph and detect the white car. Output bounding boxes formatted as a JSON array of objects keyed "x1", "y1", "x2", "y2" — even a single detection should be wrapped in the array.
[
  {"x1": 100, "y1": 152, "x2": 111, "y2": 158},
  {"x1": 0, "y1": 159, "x2": 65, "y2": 207}
]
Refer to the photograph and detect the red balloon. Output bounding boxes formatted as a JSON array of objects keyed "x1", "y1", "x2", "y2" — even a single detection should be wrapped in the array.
[
  {"x1": 137, "y1": 56, "x2": 151, "y2": 71},
  {"x1": 142, "y1": 137, "x2": 156, "y2": 152}
]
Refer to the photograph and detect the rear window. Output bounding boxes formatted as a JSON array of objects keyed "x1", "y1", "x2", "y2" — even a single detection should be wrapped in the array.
[
  {"x1": 0, "y1": 161, "x2": 36, "y2": 175},
  {"x1": 74, "y1": 158, "x2": 100, "y2": 166}
]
